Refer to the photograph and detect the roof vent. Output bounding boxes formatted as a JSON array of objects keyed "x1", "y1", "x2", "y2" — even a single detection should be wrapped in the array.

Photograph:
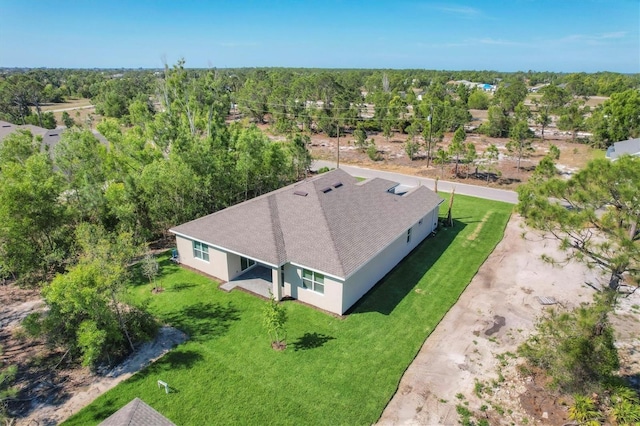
[
  {"x1": 294, "y1": 190, "x2": 308, "y2": 197},
  {"x1": 321, "y1": 187, "x2": 332, "y2": 193},
  {"x1": 49, "y1": 133, "x2": 58, "y2": 136},
  {"x1": 333, "y1": 182, "x2": 343, "y2": 188},
  {"x1": 1, "y1": 125, "x2": 10, "y2": 128}
]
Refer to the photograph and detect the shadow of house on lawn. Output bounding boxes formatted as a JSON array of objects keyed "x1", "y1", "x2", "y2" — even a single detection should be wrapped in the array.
[
  {"x1": 292, "y1": 332, "x2": 336, "y2": 351},
  {"x1": 162, "y1": 302, "x2": 240, "y2": 341},
  {"x1": 348, "y1": 219, "x2": 467, "y2": 316}
]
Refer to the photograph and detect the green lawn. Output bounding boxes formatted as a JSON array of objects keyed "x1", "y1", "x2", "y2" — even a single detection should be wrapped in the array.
[{"x1": 65, "y1": 195, "x2": 512, "y2": 425}]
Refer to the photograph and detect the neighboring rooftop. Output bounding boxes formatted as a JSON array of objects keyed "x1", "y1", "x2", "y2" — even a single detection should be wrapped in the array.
[
  {"x1": 171, "y1": 168, "x2": 443, "y2": 279},
  {"x1": 0, "y1": 120, "x2": 108, "y2": 154},
  {"x1": 99, "y1": 397, "x2": 175, "y2": 426},
  {"x1": 606, "y1": 137, "x2": 640, "y2": 160}
]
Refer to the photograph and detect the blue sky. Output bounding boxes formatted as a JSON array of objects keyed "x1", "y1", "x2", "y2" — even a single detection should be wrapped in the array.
[{"x1": 1, "y1": 0, "x2": 638, "y2": 72}]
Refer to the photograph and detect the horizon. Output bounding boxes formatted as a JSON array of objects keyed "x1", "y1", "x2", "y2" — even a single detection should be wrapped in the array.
[
  {"x1": 1, "y1": 66, "x2": 639, "y2": 75},
  {"x1": 1, "y1": 0, "x2": 638, "y2": 73}
]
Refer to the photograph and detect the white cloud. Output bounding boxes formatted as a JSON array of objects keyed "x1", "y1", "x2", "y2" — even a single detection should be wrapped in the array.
[{"x1": 426, "y1": 3, "x2": 483, "y2": 18}]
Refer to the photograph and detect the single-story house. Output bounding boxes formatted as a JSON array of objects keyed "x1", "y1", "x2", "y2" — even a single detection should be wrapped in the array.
[
  {"x1": 99, "y1": 397, "x2": 175, "y2": 426},
  {"x1": 0, "y1": 119, "x2": 109, "y2": 156},
  {"x1": 170, "y1": 169, "x2": 443, "y2": 315},
  {"x1": 606, "y1": 138, "x2": 640, "y2": 160}
]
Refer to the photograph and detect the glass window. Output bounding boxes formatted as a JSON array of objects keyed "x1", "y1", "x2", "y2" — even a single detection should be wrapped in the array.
[
  {"x1": 241, "y1": 257, "x2": 255, "y2": 271},
  {"x1": 193, "y1": 241, "x2": 209, "y2": 262},
  {"x1": 301, "y1": 269, "x2": 325, "y2": 294},
  {"x1": 407, "y1": 228, "x2": 412, "y2": 243}
]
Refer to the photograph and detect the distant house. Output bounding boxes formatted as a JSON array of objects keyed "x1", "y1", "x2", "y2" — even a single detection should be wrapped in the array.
[
  {"x1": 529, "y1": 83, "x2": 549, "y2": 93},
  {"x1": 170, "y1": 169, "x2": 443, "y2": 315},
  {"x1": 606, "y1": 137, "x2": 640, "y2": 160},
  {"x1": 99, "y1": 398, "x2": 175, "y2": 426},
  {"x1": 0, "y1": 119, "x2": 107, "y2": 154},
  {"x1": 0, "y1": 120, "x2": 63, "y2": 152}
]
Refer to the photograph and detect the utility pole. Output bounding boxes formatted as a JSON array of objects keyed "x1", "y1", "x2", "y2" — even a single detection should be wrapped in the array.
[
  {"x1": 335, "y1": 107, "x2": 340, "y2": 169},
  {"x1": 427, "y1": 103, "x2": 433, "y2": 168}
]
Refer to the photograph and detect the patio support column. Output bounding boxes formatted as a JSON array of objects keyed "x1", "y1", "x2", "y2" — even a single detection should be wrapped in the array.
[{"x1": 271, "y1": 267, "x2": 282, "y2": 300}]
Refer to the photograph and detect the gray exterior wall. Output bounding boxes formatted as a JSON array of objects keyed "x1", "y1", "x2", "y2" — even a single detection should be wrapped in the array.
[{"x1": 341, "y1": 208, "x2": 438, "y2": 314}]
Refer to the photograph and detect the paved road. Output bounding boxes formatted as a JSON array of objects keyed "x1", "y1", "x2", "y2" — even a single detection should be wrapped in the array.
[
  {"x1": 312, "y1": 160, "x2": 519, "y2": 204},
  {"x1": 44, "y1": 105, "x2": 94, "y2": 113}
]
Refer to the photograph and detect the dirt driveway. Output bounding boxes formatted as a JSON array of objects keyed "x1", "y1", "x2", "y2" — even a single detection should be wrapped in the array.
[{"x1": 377, "y1": 214, "x2": 639, "y2": 425}]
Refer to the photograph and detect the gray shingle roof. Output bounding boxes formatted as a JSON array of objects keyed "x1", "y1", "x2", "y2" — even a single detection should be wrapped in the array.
[
  {"x1": 99, "y1": 397, "x2": 175, "y2": 426},
  {"x1": 171, "y1": 169, "x2": 443, "y2": 279}
]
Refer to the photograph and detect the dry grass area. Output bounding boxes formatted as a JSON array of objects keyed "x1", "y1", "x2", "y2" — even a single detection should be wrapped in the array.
[
  {"x1": 306, "y1": 127, "x2": 599, "y2": 190},
  {"x1": 34, "y1": 98, "x2": 100, "y2": 128}
]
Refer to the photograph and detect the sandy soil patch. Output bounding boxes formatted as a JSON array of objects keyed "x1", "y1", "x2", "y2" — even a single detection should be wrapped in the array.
[
  {"x1": 377, "y1": 214, "x2": 639, "y2": 425},
  {"x1": 304, "y1": 126, "x2": 597, "y2": 191}
]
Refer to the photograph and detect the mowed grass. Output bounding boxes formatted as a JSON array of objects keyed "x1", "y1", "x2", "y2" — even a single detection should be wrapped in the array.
[{"x1": 65, "y1": 195, "x2": 512, "y2": 425}]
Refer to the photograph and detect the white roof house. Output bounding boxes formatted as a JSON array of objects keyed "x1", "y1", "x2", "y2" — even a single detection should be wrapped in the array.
[{"x1": 606, "y1": 138, "x2": 640, "y2": 160}]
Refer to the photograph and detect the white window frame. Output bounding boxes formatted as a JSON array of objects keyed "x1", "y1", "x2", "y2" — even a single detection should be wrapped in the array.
[
  {"x1": 193, "y1": 241, "x2": 209, "y2": 262},
  {"x1": 407, "y1": 227, "x2": 412, "y2": 243},
  {"x1": 301, "y1": 269, "x2": 325, "y2": 294}
]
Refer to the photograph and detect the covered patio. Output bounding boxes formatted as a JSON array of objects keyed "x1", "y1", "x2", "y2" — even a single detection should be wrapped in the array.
[{"x1": 219, "y1": 264, "x2": 273, "y2": 298}]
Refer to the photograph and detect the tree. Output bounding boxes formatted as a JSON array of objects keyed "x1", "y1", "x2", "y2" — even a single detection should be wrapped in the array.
[
  {"x1": 518, "y1": 294, "x2": 619, "y2": 395},
  {"x1": 141, "y1": 253, "x2": 160, "y2": 292},
  {"x1": 54, "y1": 129, "x2": 108, "y2": 224},
  {"x1": 467, "y1": 89, "x2": 489, "y2": 110},
  {"x1": 449, "y1": 126, "x2": 466, "y2": 177},
  {"x1": 506, "y1": 120, "x2": 534, "y2": 172},
  {"x1": 464, "y1": 142, "x2": 477, "y2": 178},
  {"x1": 588, "y1": 89, "x2": 640, "y2": 147},
  {"x1": 481, "y1": 143, "x2": 500, "y2": 183},
  {"x1": 31, "y1": 224, "x2": 157, "y2": 367},
  {"x1": 263, "y1": 293, "x2": 287, "y2": 350},
  {"x1": 433, "y1": 148, "x2": 450, "y2": 177},
  {"x1": 0, "y1": 149, "x2": 68, "y2": 284},
  {"x1": 517, "y1": 155, "x2": 640, "y2": 290},
  {"x1": 493, "y1": 77, "x2": 528, "y2": 112},
  {"x1": 539, "y1": 84, "x2": 571, "y2": 112},
  {"x1": 405, "y1": 140, "x2": 419, "y2": 160},
  {"x1": 557, "y1": 100, "x2": 586, "y2": 141},
  {"x1": 479, "y1": 105, "x2": 510, "y2": 137},
  {"x1": 61, "y1": 111, "x2": 75, "y2": 128},
  {"x1": 534, "y1": 103, "x2": 551, "y2": 141},
  {"x1": 353, "y1": 123, "x2": 368, "y2": 152}
]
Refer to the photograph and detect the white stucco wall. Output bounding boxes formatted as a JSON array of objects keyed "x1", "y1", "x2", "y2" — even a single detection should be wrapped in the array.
[
  {"x1": 341, "y1": 208, "x2": 438, "y2": 314},
  {"x1": 285, "y1": 266, "x2": 344, "y2": 315},
  {"x1": 175, "y1": 236, "x2": 230, "y2": 281},
  {"x1": 226, "y1": 253, "x2": 244, "y2": 281}
]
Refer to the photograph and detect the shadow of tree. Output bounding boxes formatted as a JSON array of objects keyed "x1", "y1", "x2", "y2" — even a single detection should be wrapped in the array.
[
  {"x1": 162, "y1": 302, "x2": 240, "y2": 341},
  {"x1": 169, "y1": 282, "x2": 197, "y2": 292},
  {"x1": 291, "y1": 332, "x2": 335, "y2": 351},
  {"x1": 154, "y1": 349, "x2": 203, "y2": 370}
]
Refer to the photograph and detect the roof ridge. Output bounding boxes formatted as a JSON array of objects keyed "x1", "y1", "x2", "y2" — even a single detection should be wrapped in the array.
[
  {"x1": 312, "y1": 177, "x2": 346, "y2": 277},
  {"x1": 268, "y1": 195, "x2": 287, "y2": 265}
]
